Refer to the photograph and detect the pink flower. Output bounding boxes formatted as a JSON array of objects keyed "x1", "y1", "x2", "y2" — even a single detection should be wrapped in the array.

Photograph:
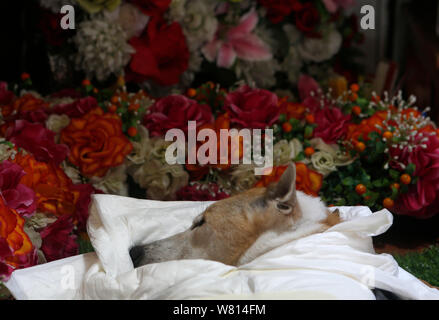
[
  {"x1": 202, "y1": 9, "x2": 272, "y2": 68},
  {"x1": 51, "y1": 96, "x2": 98, "y2": 118},
  {"x1": 6, "y1": 120, "x2": 69, "y2": 166},
  {"x1": 392, "y1": 134, "x2": 439, "y2": 218},
  {"x1": 73, "y1": 183, "x2": 100, "y2": 232},
  {"x1": 0, "y1": 161, "x2": 36, "y2": 217},
  {"x1": 322, "y1": 0, "x2": 355, "y2": 13},
  {"x1": 40, "y1": 215, "x2": 78, "y2": 262},
  {"x1": 224, "y1": 85, "x2": 280, "y2": 129},
  {"x1": 298, "y1": 74, "x2": 322, "y2": 113},
  {"x1": 143, "y1": 95, "x2": 213, "y2": 137},
  {"x1": 313, "y1": 107, "x2": 352, "y2": 144}
]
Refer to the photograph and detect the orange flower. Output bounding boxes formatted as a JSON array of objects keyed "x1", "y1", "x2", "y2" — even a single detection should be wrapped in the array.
[
  {"x1": 0, "y1": 196, "x2": 35, "y2": 270},
  {"x1": 13, "y1": 153, "x2": 79, "y2": 216},
  {"x1": 255, "y1": 163, "x2": 323, "y2": 197},
  {"x1": 60, "y1": 108, "x2": 133, "y2": 177},
  {"x1": 279, "y1": 99, "x2": 306, "y2": 120},
  {"x1": 1, "y1": 93, "x2": 48, "y2": 118},
  {"x1": 346, "y1": 111, "x2": 388, "y2": 144}
]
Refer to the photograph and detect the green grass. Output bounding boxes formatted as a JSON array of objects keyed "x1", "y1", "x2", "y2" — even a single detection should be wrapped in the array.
[{"x1": 393, "y1": 246, "x2": 439, "y2": 287}]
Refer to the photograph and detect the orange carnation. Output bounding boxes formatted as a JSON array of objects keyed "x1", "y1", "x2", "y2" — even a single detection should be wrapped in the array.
[
  {"x1": 13, "y1": 153, "x2": 79, "y2": 217},
  {"x1": 346, "y1": 110, "x2": 387, "y2": 144},
  {"x1": 0, "y1": 196, "x2": 36, "y2": 273},
  {"x1": 60, "y1": 108, "x2": 133, "y2": 177},
  {"x1": 255, "y1": 163, "x2": 323, "y2": 197},
  {"x1": 1, "y1": 93, "x2": 48, "y2": 118},
  {"x1": 279, "y1": 99, "x2": 306, "y2": 120}
]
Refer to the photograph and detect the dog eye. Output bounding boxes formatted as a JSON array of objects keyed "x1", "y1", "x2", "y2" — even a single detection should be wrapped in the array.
[
  {"x1": 276, "y1": 203, "x2": 292, "y2": 212},
  {"x1": 191, "y1": 217, "x2": 205, "y2": 230}
]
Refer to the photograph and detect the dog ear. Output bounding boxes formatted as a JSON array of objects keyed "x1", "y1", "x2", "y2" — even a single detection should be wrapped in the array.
[{"x1": 266, "y1": 163, "x2": 297, "y2": 214}]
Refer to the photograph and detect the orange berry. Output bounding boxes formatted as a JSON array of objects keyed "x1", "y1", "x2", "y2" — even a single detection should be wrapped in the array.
[
  {"x1": 391, "y1": 183, "x2": 400, "y2": 190},
  {"x1": 350, "y1": 84, "x2": 360, "y2": 92},
  {"x1": 187, "y1": 88, "x2": 197, "y2": 98},
  {"x1": 93, "y1": 88, "x2": 99, "y2": 94},
  {"x1": 305, "y1": 114, "x2": 315, "y2": 124},
  {"x1": 383, "y1": 198, "x2": 395, "y2": 209},
  {"x1": 352, "y1": 106, "x2": 361, "y2": 115},
  {"x1": 355, "y1": 142, "x2": 366, "y2": 152},
  {"x1": 350, "y1": 93, "x2": 358, "y2": 102},
  {"x1": 355, "y1": 184, "x2": 367, "y2": 195},
  {"x1": 129, "y1": 103, "x2": 140, "y2": 112},
  {"x1": 282, "y1": 122, "x2": 293, "y2": 133},
  {"x1": 304, "y1": 147, "x2": 315, "y2": 157},
  {"x1": 82, "y1": 79, "x2": 91, "y2": 86},
  {"x1": 111, "y1": 96, "x2": 119, "y2": 104},
  {"x1": 127, "y1": 126, "x2": 138, "y2": 137},
  {"x1": 21, "y1": 72, "x2": 30, "y2": 81},
  {"x1": 108, "y1": 104, "x2": 117, "y2": 113},
  {"x1": 383, "y1": 131, "x2": 393, "y2": 140},
  {"x1": 400, "y1": 174, "x2": 412, "y2": 185}
]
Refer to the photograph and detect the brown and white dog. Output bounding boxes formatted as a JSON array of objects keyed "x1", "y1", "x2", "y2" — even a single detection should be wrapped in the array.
[{"x1": 130, "y1": 163, "x2": 341, "y2": 268}]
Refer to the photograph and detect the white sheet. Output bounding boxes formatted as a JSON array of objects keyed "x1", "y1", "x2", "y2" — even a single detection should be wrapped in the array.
[{"x1": 5, "y1": 194, "x2": 439, "y2": 300}]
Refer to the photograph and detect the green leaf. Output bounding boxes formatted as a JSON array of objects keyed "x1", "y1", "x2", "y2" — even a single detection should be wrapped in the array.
[
  {"x1": 406, "y1": 163, "x2": 416, "y2": 175},
  {"x1": 342, "y1": 177, "x2": 355, "y2": 186},
  {"x1": 389, "y1": 169, "x2": 400, "y2": 180}
]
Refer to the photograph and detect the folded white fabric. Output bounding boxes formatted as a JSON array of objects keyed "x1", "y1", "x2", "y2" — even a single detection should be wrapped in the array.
[{"x1": 6, "y1": 194, "x2": 439, "y2": 300}]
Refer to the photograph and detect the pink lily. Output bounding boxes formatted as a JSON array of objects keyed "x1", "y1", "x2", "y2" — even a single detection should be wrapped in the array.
[{"x1": 202, "y1": 9, "x2": 272, "y2": 68}]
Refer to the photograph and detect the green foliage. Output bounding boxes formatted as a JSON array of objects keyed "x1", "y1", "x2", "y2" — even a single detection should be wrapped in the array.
[
  {"x1": 78, "y1": 236, "x2": 95, "y2": 254},
  {"x1": 394, "y1": 246, "x2": 439, "y2": 287}
]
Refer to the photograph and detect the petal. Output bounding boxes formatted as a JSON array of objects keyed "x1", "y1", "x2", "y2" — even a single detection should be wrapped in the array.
[
  {"x1": 232, "y1": 34, "x2": 272, "y2": 61},
  {"x1": 229, "y1": 9, "x2": 258, "y2": 35},
  {"x1": 217, "y1": 43, "x2": 237, "y2": 68}
]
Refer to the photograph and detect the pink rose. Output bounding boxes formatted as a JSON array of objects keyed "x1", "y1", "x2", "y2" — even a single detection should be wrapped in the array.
[
  {"x1": 143, "y1": 95, "x2": 213, "y2": 137},
  {"x1": 313, "y1": 107, "x2": 352, "y2": 144},
  {"x1": 52, "y1": 96, "x2": 98, "y2": 118},
  {"x1": 224, "y1": 85, "x2": 280, "y2": 129},
  {"x1": 392, "y1": 134, "x2": 439, "y2": 218},
  {"x1": 6, "y1": 120, "x2": 69, "y2": 166},
  {"x1": 0, "y1": 161, "x2": 36, "y2": 217},
  {"x1": 40, "y1": 215, "x2": 78, "y2": 262}
]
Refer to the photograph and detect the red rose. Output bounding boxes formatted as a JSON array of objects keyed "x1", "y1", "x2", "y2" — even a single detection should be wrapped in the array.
[
  {"x1": 392, "y1": 134, "x2": 439, "y2": 218},
  {"x1": 52, "y1": 96, "x2": 98, "y2": 118},
  {"x1": 224, "y1": 85, "x2": 280, "y2": 129},
  {"x1": 295, "y1": 2, "x2": 321, "y2": 37},
  {"x1": 313, "y1": 107, "x2": 351, "y2": 144},
  {"x1": 128, "y1": 0, "x2": 171, "y2": 16},
  {"x1": 127, "y1": 16, "x2": 189, "y2": 86},
  {"x1": 258, "y1": 0, "x2": 301, "y2": 24},
  {"x1": 6, "y1": 120, "x2": 69, "y2": 166},
  {"x1": 0, "y1": 82, "x2": 14, "y2": 105},
  {"x1": 73, "y1": 183, "x2": 100, "y2": 232},
  {"x1": 40, "y1": 215, "x2": 78, "y2": 262},
  {"x1": 143, "y1": 95, "x2": 213, "y2": 137}
]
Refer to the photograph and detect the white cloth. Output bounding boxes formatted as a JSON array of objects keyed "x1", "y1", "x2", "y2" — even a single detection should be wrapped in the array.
[{"x1": 5, "y1": 194, "x2": 439, "y2": 300}]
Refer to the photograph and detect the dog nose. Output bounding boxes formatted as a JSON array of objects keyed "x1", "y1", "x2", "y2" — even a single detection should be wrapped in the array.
[{"x1": 129, "y1": 246, "x2": 144, "y2": 267}]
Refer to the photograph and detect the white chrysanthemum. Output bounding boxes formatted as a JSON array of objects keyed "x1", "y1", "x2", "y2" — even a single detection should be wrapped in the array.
[
  {"x1": 39, "y1": 0, "x2": 75, "y2": 13},
  {"x1": 0, "y1": 139, "x2": 17, "y2": 162},
  {"x1": 235, "y1": 59, "x2": 280, "y2": 89},
  {"x1": 298, "y1": 28, "x2": 342, "y2": 63},
  {"x1": 74, "y1": 18, "x2": 135, "y2": 81}
]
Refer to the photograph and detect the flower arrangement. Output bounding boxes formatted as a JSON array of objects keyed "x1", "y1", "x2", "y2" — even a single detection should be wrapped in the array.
[
  {"x1": 37, "y1": 0, "x2": 363, "y2": 94},
  {"x1": 0, "y1": 71, "x2": 438, "y2": 294}
]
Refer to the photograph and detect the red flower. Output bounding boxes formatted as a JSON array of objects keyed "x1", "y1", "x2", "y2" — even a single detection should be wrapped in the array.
[
  {"x1": 40, "y1": 215, "x2": 78, "y2": 262},
  {"x1": 38, "y1": 9, "x2": 74, "y2": 46},
  {"x1": 313, "y1": 107, "x2": 351, "y2": 144},
  {"x1": 0, "y1": 82, "x2": 14, "y2": 105},
  {"x1": 0, "y1": 161, "x2": 36, "y2": 217},
  {"x1": 128, "y1": 16, "x2": 189, "y2": 86},
  {"x1": 294, "y1": 2, "x2": 321, "y2": 37},
  {"x1": 177, "y1": 183, "x2": 230, "y2": 201},
  {"x1": 6, "y1": 120, "x2": 69, "y2": 166},
  {"x1": 128, "y1": 0, "x2": 171, "y2": 16},
  {"x1": 258, "y1": 0, "x2": 301, "y2": 24},
  {"x1": 143, "y1": 95, "x2": 213, "y2": 137},
  {"x1": 52, "y1": 96, "x2": 98, "y2": 118},
  {"x1": 73, "y1": 183, "x2": 100, "y2": 232},
  {"x1": 224, "y1": 85, "x2": 280, "y2": 129},
  {"x1": 391, "y1": 134, "x2": 439, "y2": 218}
]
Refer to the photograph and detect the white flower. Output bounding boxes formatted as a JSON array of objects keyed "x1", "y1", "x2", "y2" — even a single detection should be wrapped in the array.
[
  {"x1": 218, "y1": 164, "x2": 258, "y2": 195},
  {"x1": 289, "y1": 138, "x2": 304, "y2": 160},
  {"x1": 235, "y1": 59, "x2": 280, "y2": 89},
  {"x1": 74, "y1": 18, "x2": 135, "y2": 81},
  {"x1": 40, "y1": 0, "x2": 75, "y2": 13},
  {"x1": 0, "y1": 139, "x2": 17, "y2": 162},
  {"x1": 91, "y1": 163, "x2": 128, "y2": 196},
  {"x1": 309, "y1": 138, "x2": 354, "y2": 176},
  {"x1": 25, "y1": 212, "x2": 58, "y2": 230},
  {"x1": 127, "y1": 126, "x2": 150, "y2": 165},
  {"x1": 298, "y1": 29, "x2": 342, "y2": 63},
  {"x1": 46, "y1": 114, "x2": 70, "y2": 135},
  {"x1": 61, "y1": 162, "x2": 83, "y2": 184},
  {"x1": 281, "y1": 46, "x2": 303, "y2": 84},
  {"x1": 104, "y1": 3, "x2": 149, "y2": 39},
  {"x1": 311, "y1": 151, "x2": 337, "y2": 176}
]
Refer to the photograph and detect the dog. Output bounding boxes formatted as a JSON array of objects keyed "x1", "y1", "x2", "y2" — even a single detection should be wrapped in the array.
[{"x1": 130, "y1": 163, "x2": 341, "y2": 268}]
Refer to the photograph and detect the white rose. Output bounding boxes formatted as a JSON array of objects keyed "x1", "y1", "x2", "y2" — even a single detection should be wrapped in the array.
[
  {"x1": 298, "y1": 29, "x2": 342, "y2": 63},
  {"x1": 311, "y1": 151, "x2": 337, "y2": 177},
  {"x1": 46, "y1": 114, "x2": 70, "y2": 134}
]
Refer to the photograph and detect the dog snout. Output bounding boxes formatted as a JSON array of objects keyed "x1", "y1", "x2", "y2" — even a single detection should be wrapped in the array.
[{"x1": 129, "y1": 246, "x2": 144, "y2": 268}]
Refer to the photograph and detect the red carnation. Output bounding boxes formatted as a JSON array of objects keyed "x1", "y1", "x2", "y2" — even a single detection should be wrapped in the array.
[
  {"x1": 143, "y1": 95, "x2": 213, "y2": 137},
  {"x1": 224, "y1": 85, "x2": 280, "y2": 129},
  {"x1": 127, "y1": 16, "x2": 189, "y2": 86},
  {"x1": 313, "y1": 107, "x2": 352, "y2": 144}
]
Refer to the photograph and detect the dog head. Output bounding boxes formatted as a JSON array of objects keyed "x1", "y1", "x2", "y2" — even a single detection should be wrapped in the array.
[{"x1": 130, "y1": 163, "x2": 336, "y2": 267}]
